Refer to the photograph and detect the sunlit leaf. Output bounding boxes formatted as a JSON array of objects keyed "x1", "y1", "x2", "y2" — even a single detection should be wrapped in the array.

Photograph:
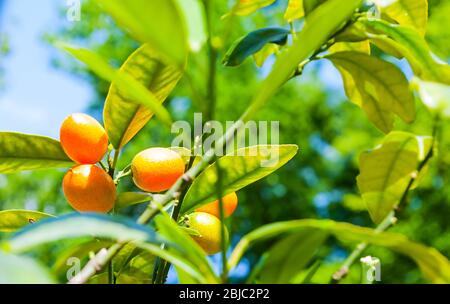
[
  {"x1": 175, "y1": 0, "x2": 207, "y2": 52},
  {"x1": 59, "y1": 44, "x2": 174, "y2": 128},
  {"x1": 357, "y1": 132, "x2": 433, "y2": 223},
  {"x1": 115, "y1": 192, "x2": 153, "y2": 209},
  {"x1": 229, "y1": 218, "x2": 450, "y2": 283},
  {"x1": 0, "y1": 252, "x2": 55, "y2": 283},
  {"x1": 253, "y1": 43, "x2": 279, "y2": 67},
  {"x1": 228, "y1": 0, "x2": 276, "y2": 16},
  {"x1": 4, "y1": 213, "x2": 161, "y2": 253},
  {"x1": 284, "y1": 0, "x2": 304, "y2": 22},
  {"x1": 96, "y1": 0, "x2": 188, "y2": 66},
  {"x1": 327, "y1": 51, "x2": 415, "y2": 133},
  {"x1": 328, "y1": 40, "x2": 371, "y2": 54},
  {"x1": 0, "y1": 132, "x2": 72, "y2": 174},
  {"x1": 256, "y1": 229, "x2": 328, "y2": 283},
  {"x1": 0, "y1": 209, "x2": 54, "y2": 232},
  {"x1": 104, "y1": 44, "x2": 183, "y2": 149},
  {"x1": 223, "y1": 28, "x2": 290, "y2": 67},
  {"x1": 362, "y1": 19, "x2": 450, "y2": 84},
  {"x1": 181, "y1": 145, "x2": 298, "y2": 214},
  {"x1": 412, "y1": 78, "x2": 450, "y2": 118},
  {"x1": 244, "y1": 0, "x2": 363, "y2": 119},
  {"x1": 374, "y1": 0, "x2": 428, "y2": 36}
]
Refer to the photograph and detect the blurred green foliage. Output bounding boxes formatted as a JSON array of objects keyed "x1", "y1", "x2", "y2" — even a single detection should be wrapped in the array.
[{"x1": 1, "y1": 0, "x2": 449, "y2": 283}]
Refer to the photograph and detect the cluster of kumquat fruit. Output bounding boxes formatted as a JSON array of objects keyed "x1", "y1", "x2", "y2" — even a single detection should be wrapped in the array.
[{"x1": 59, "y1": 113, "x2": 238, "y2": 255}]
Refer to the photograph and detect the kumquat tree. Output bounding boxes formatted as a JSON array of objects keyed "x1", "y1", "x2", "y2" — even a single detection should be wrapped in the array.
[{"x1": 1, "y1": 0, "x2": 450, "y2": 287}]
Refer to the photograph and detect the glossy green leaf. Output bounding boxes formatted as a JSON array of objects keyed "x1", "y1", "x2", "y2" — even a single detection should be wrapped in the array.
[
  {"x1": 412, "y1": 78, "x2": 450, "y2": 118},
  {"x1": 229, "y1": 218, "x2": 450, "y2": 283},
  {"x1": 154, "y1": 214, "x2": 219, "y2": 283},
  {"x1": 0, "y1": 132, "x2": 73, "y2": 174},
  {"x1": 104, "y1": 44, "x2": 183, "y2": 149},
  {"x1": 59, "y1": 44, "x2": 173, "y2": 128},
  {"x1": 244, "y1": 0, "x2": 362, "y2": 120},
  {"x1": 328, "y1": 40, "x2": 371, "y2": 54},
  {"x1": 96, "y1": 0, "x2": 187, "y2": 66},
  {"x1": 3, "y1": 213, "x2": 161, "y2": 253},
  {"x1": 327, "y1": 51, "x2": 415, "y2": 133},
  {"x1": 175, "y1": 0, "x2": 207, "y2": 52},
  {"x1": 362, "y1": 19, "x2": 450, "y2": 84},
  {"x1": 229, "y1": 0, "x2": 276, "y2": 16},
  {"x1": 357, "y1": 132, "x2": 433, "y2": 223},
  {"x1": 223, "y1": 27, "x2": 290, "y2": 67},
  {"x1": 0, "y1": 252, "x2": 55, "y2": 283},
  {"x1": 0, "y1": 209, "x2": 54, "y2": 232},
  {"x1": 374, "y1": 0, "x2": 428, "y2": 36},
  {"x1": 257, "y1": 229, "x2": 328, "y2": 283},
  {"x1": 181, "y1": 145, "x2": 298, "y2": 214},
  {"x1": 303, "y1": 0, "x2": 327, "y2": 15},
  {"x1": 284, "y1": 0, "x2": 304, "y2": 22},
  {"x1": 115, "y1": 192, "x2": 153, "y2": 209}
]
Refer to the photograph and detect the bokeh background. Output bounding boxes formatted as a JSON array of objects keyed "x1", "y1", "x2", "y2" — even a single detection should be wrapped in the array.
[{"x1": 0, "y1": 0, "x2": 449, "y2": 283}]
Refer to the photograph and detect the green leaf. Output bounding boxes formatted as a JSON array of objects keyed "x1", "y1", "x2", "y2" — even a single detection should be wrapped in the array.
[
  {"x1": 104, "y1": 44, "x2": 183, "y2": 149},
  {"x1": 0, "y1": 132, "x2": 73, "y2": 174},
  {"x1": 229, "y1": 218, "x2": 450, "y2": 283},
  {"x1": 374, "y1": 0, "x2": 428, "y2": 36},
  {"x1": 3, "y1": 213, "x2": 161, "y2": 253},
  {"x1": 113, "y1": 242, "x2": 155, "y2": 284},
  {"x1": 175, "y1": 0, "x2": 207, "y2": 52},
  {"x1": 154, "y1": 214, "x2": 219, "y2": 283},
  {"x1": 244, "y1": 0, "x2": 363, "y2": 120},
  {"x1": 303, "y1": 0, "x2": 327, "y2": 15},
  {"x1": 223, "y1": 27, "x2": 291, "y2": 67},
  {"x1": 0, "y1": 252, "x2": 55, "y2": 283},
  {"x1": 361, "y1": 19, "x2": 450, "y2": 84},
  {"x1": 253, "y1": 43, "x2": 279, "y2": 67},
  {"x1": 115, "y1": 192, "x2": 153, "y2": 209},
  {"x1": 181, "y1": 145, "x2": 298, "y2": 214},
  {"x1": 58, "y1": 44, "x2": 174, "y2": 128},
  {"x1": 357, "y1": 132, "x2": 432, "y2": 223},
  {"x1": 328, "y1": 40, "x2": 371, "y2": 54},
  {"x1": 257, "y1": 229, "x2": 328, "y2": 283},
  {"x1": 412, "y1": 78, "x2": 450, "y2": 118},
  {"x1": 96, "y1": 0, "x2": 187, "y2": 66},
  {"x1": 284, "y1": 0, "x2": 304, "y2": 22},
  {"x1": 229, "y1": 0, "x2": 276, "y2": 16},
  {"x1": 0, "y1": 209, "x2": 54, "y2": 232},
  {"x1": 327, "y1": 51, "x2": 415, "y2": 133}
]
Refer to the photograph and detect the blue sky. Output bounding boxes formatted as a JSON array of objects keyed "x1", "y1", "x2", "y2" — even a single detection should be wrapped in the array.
[{"x1": 0, "y1": 0, "x2": 91, "y2": 138}]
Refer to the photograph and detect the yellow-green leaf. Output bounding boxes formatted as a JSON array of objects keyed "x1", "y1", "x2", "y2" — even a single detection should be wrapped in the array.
[
  {"x1": 328, "y1": 40, "x2": 371, "y2": 54},
  {"x1": 357, "y1": 132, "x2": 432, "y2": 223},
  {"x1": 374, "y1": 0, "x2": 428, "y2": 36},
  {"x1": 412, "y1": 78, "x2": 450, "y2": 118},
  {"x1": 115, "y1": 192, "x2": 153, "y2": 209},
  {"x1": 0, "y1": 132, "x2": 73, "y2": 174},
  {"x1": 230, "y1": 0, "x2": 276, "y2": 16},
  {"x1": 284, "y1": 0, "x2": 304, "y2": 22},
  {"x1": 181, "y1": 145, "x2": 298, "y2": 214},
  {"x1": 0, "y1": 210, "x2": 54, "y2": 232},
  {"x1": 229, "y1": 218, "x2": 450, "y2": 283},
  {"x1": 104, "y1": 44, "x2": 183, "y2": 149},
  {"x1": 253, "y1": 43, "x2": 279, "y2": 67},
  {"x1": 327, "y1": 51, "x2": 415, "y2": 133},
  {"x1": 0, "y1": 252, "x2": 56, "y2": 283},
  {"x1": 96, "y1": 0, "x2": 188, "y2": 66}
]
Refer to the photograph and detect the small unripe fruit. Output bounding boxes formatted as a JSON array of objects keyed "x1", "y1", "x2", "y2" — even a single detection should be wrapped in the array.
[
  {"x1": 60, "y1": 113, "x2": 108, "y2": 164},
  {"x1": 131, "y1": 147, "x2": 185, "y2": 193},
  {"x1": 187, "y1": 212, "x2": 228, "y2": 255},
  {"x1": 196, "y1": 192, "x2": 238, "y2": 218},
  {"x1": 63, "y1": 164, "x2": 116, "y2": 213}
]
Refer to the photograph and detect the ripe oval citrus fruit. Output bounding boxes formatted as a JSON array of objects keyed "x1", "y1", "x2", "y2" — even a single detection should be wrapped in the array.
[
  {"x1": 187, "y1": 212, "x2": 228, "y2": 255},
  {"x1": 60, "y1": 113, "x2": 108, "y2": 164},
  {"x1": 131, "y1": 147, "x2": 185, "y2": 193},
  {"x1": 63, "y1": 164, "x2": 116, "y2": 213},
  {"x1": 196, "y1": 192, "x2": 238, "y2": 218}
]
